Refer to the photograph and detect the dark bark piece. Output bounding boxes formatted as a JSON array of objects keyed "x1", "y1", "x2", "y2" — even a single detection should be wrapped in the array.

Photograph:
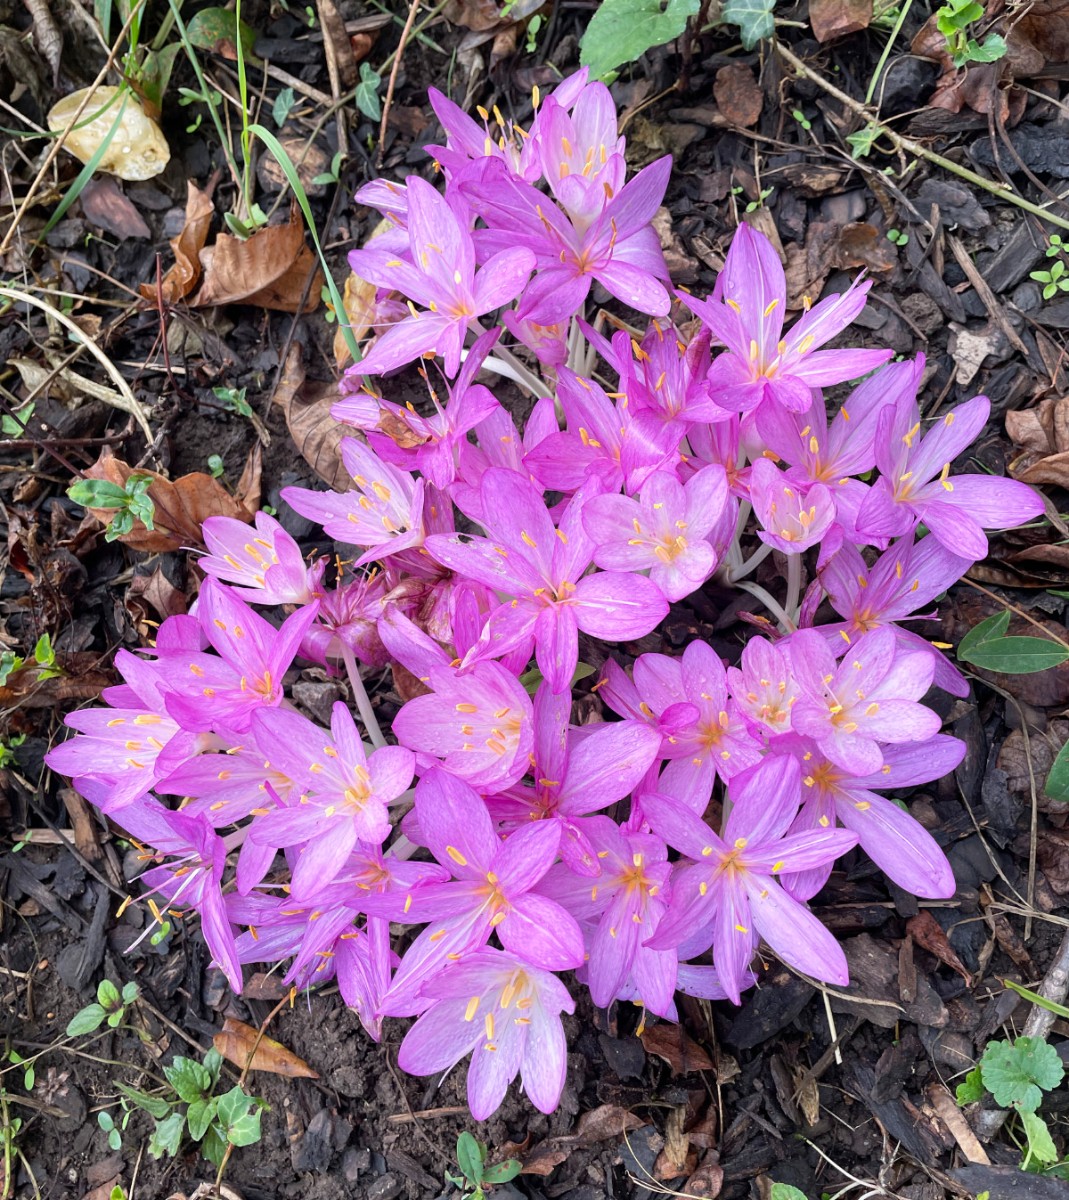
[
  {"x1": 951, "y1": 1165, "x2": 1069, "y2": 1200},
  {"x1": 725, "y1": 967, "x2": 814, "y2": 1049},
  {"x1": 831, "y1": 934, "x2": 948, "y2": 1030}
]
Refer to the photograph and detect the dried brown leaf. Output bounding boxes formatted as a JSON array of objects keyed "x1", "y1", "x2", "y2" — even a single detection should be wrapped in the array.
[
  {"x1": 213, "y1": 1017, "x2": 319, "y2": 1078},
  {"x1": 275, "y1": 345, "x2": 353, "y2": 492},
  {"x1": 713, "y1": 63, "x2": 763, "y2": 128},
  {"x1": 640, "y1": 1024, "x2": 714, "y2": 1075},
  {"x1": 82, "y1": 446, "x2": 254, "y2": 551},
  {"x1": 906, "y1": 911, "x2": 971, "y2": 985},
  {"x1": 194, "y1": 204, "x2": 322, "y2": 313},
  {"x1": 810, "y1": 0, "x2": 871, "y2": 43},
  {"x1": 1018, "y1": 1, "x2": 1069, "y2": 64},
  {"x1": 80, "y1": 177, "x2": 151, "y2": 240},
  {"x1": 140, "y1": 182, "x2": 214, "y2": 304},
  {"x1": 683, "y1": 1159, "x2": 724, "y2": 1198}
]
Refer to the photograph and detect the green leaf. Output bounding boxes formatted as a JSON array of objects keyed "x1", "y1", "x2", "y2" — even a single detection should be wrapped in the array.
[
  {"x1": 115, "y1": 1082, "x2": 173, "y2": 1119},
  {"x1": 202, "y1": 1123, "x2": 228, "y2": 1167},
  {"x1": 98, "y1": 1111, "x2": 115, "y2": 1133},
  {"x1": 483, "y1": 1160, "x2": 522, "y2": 1184},
  {"x1": 137, "y1": 42, "x2": 182, "y2": 112},
  {"x1": 215, "y1": 1085, "x2": 252, "y2": 1130},
  {"x1": 958, "y1": 636, "x2": 1069, "y2": 674},
  {"x1": 186, "y1": 7, "x2": 261, "y2": 65},
  {"x1": 148, "y1": 1111, "x2": 185, "y2": 1159},
  {"x1": 956, "y1": 609, "x2": 1009, "y2": 658},
  {"x1": 1020, "y1": 1110, "x2": 1058, "y2": 1167},
  {"x1": 186, "y1": 1097, "x2": 216, "y2": 1142},
  {"x1": 202, "y1": 1047, "x2": 224, "y2": 1085},
  {"x1": 121, "y1": 982, "x2": 139, "y2": 1005},
  {"x1": 770, "y1": 1186, "x2": 810, "y2": 1200},
  {"x1": 721, "y1": 0, "x2": 776, "y2": 49},
  {"x1": 66, "y1": 1003, "x2": 106, "y2": 1036},
  {"x1": 354, "y1": 61, "x2": 381, "y2": 121},
  {"x1": 164, "y1": 1057, "x2": 211, "y2": 1105},
  {"x1": 1002, "y1": 977, "x2": 1069, "y2": 1020},
  {"x1": 980, "y1": 1037, "x2": 1064, "y2": 1112},
  {"x1": 272, "y1": 86, "x2": 296, "y2": 126},
  {"x1": 226, "y1": 1109, "x2": 263, "y2": 1147},
  {"x1": 68, "y1": 479, "x2": 130, "y2": 510},
  {"x1": 955, "y1": 1065, "x2": 985, "y2": 1105},
  {"x1": 98, "y1": 979, "x2": 120, "y2": 1009},
  {"x1": 967, "y1": 33, "x2": 1007, "y2": 63},
  {"x1": 457, "y1": 1132, "x2": 485, "y2": 1184},
  {"x1": 579, "y1": 0, "x2": 701, "y2": 79}
]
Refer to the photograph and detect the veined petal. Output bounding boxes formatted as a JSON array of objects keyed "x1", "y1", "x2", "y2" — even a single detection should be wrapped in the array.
[{"x1": 744, "y1": 874, "x2": 850, "y2": 986}]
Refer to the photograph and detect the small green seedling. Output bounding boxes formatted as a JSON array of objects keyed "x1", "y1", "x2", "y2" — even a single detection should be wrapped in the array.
[
  {"x1": 887, "y1": 228, "x2": 909, "y2": 246},
  {"x1": 846, "y1": 122, "x2": 881, "y2": 159},
  {"x1": 447, "y1": 1132, "x2": 521, "y2": 1199},
  {"x1": 1, "y1": 401, "x2": 35, "y2": 437},
  {"x1": 272, "y1": 86, "x2": 297, "y2": 127},
  {"x1": 1030, "y1": 259, "x2": 1069, "y2": 301},
  {"x1": 936, "y1": 0, "x2": 1007, "y2": 69},
  {"x1": 1047, "y1": 234, "x2": 1066, "y2": 259},
  {"x1": 770, "y1": 1185, "x2": 809, "y2": 1200},
  {"x1": 5, "y1": 1050, "x2": 33, "y2": 1092},
  {"x1": 792, "y1": 108, "x2": 812, "y2": 131},
  {"x1": 66, "y1": 980, "x2": 140, "y2": 1036},
  {"x1": 121, "y1": 1048, "x2": 265, "y2": 1167},
  {"x1": 312, "y1": 150, "x2": 346, "y2": 188},
  {"x1": 957, "y1": 1036, "x2": 1067, "y2": 1175},
  {"x1": 207, "y1": 454, "x2": 225, "y2": 478},
  {"x1": 211, "y1": 385, "x2": 253, "y2": 418},
  {"x1": 68, "y1": 475, "x2": 157, "y2": 542},
  {"x1": 97, "y1": 1105, "x2": 133, "y2": 1151},
  {"x1": 355, "y1": 61, "x2": 382, "y2": 121}
]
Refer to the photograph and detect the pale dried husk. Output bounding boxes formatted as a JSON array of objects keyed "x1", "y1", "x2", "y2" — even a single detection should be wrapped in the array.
[{"x1": 48, "y1": 86, "x2": 170, "y2": 182}]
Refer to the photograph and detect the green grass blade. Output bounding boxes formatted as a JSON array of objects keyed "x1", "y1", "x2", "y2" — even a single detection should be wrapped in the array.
[
  {"x1": 1002, "y1": 977, "x2": 1069, "y2": 1020},
  {"x1": 248, "y1": 122, "x2": 361, "y2": 363}
]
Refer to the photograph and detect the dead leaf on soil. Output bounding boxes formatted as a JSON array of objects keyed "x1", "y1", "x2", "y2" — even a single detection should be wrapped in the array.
[
  {"x1": 275, "y1": 344, "x2": 354, "y2": 492},
  {"x1": 81, "y1": 446, "x2": 255, "y2": 551},
  {"x1": 640, "y1": 1023, "x2": 714, "y2": 1075},
  {"x1": 906, "y1": 911, "x2": 972, "y2": 986},
  {"x1": 810, "y1": 0, "x2": 871, "y2": 41},
  {"x1": 213, "y1": 1017, "x2": 319, "y2": 1078},
  {"x1": 713, "y1": 63, "x2": 763, "y2": 128},
  {"x1": 1037, "y1": 827, "x2": 1069, "y2": 895},
  {"x1": 194, "y1": 202, "x2": 322, "y2": 313},
  {"x1": 80, "y1": 177, "x2": 151, "y2": 240},
  {"x1": 1018, "y1": 1, "x2": 1069, "y2": 64},
  {"x1": 683, "y1": 1159, "x2": 725, "y2": 1198},
  {"x1": 521, "y1": 1104, "x2": 643, "y2": 1176},
  {"x1": 140, "y1": 182, "x2": 214, "y2": 305}
]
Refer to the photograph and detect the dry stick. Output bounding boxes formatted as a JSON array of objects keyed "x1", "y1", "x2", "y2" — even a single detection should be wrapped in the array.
[
  {"x1": 972, "y1": 925, "x2": 1069, "y2": 1142},
  {"x1": 774, "y1": 42, "x2": 1069, "y2": 235},
  {"x1": 0, "y1": 0, "x2": 147, "y2": 257},
  {"x1": 377, "y1": 0, "x2": 421, "y2": 166}
]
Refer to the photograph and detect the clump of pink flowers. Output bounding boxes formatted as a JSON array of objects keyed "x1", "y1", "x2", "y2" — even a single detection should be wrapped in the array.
[{"x1": 50, "y1": 71, "x2": 1044, "y2": 1122}]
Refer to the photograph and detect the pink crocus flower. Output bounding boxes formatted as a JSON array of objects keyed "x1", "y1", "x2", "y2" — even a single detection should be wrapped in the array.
[
  {"x1": 164, "y1": 579, "x2": 319, "y2": 736},
  {"x1": 788, "y1": 626, "x2": 942, "y2": 775},
  {"x1": 816, "y1": 534, "x2": 971, "y2": 696},
  {"x1": 535, "y1": 84, "x2": 626, "y2": 226},
  {"x1": 199, "y1": 510, "x2": 324, "y2": 606},
  {"x1": 345, "y1": 176, "x2": 534, "y2": 376},
  {"x1": 243, "y1": 701, "x2": 415, "y2": 897},
  {"x1": 486, "y1": 681, "x2": 662, "y2": 874},
  {"x1": 282, "y1": 438, "x2": 426, "y2": 565},
  {"x1": 641, "y1": 754, "x2": 859, "y2": 1003},
  {"x1": 426, "y1": 469, "x2": 669, "y2": 693},
  {"x1": 748, "y1": 457, "x2": 836, "y2": 554},
  {"x1": 858, "y1": 393, "x2": 1045, "y2": 560},
  {"x1": 459, "y1": 155, "x2": 672, "y2": 324},
  {"x1": 332, "y1": 328, "x2": 503, "y2": 491},
  {"x1": 540, "y1": 815, "x2": 677, "y2": 1015},
  {"x1": 686, "y1": 223, "x2": 892, "y2": 413},
  {"x1": 398, "y1": 947, "x2": 575, "y2": 1120},
  {"x1": 378, "y1": 608, "x2": 535, "y2": 792},
  {"x1": 781, "y1": 735, "x2": 963, "y2": 901},
  {"x1": 300, "y1": 570, "x2": 390, "y2": 670},
  {"x1": 582, "y1": 465, "x2": 729, "y2": 601},
  {"x1": 726, "y1": 636, "x2": 799, "y2": 737}
]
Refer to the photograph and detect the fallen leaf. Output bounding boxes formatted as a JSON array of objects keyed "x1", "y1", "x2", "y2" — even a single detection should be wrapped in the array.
[
  {"x1": 906, "y1": 911, "x2": 971, "y2": 986},
  {"x1": 640, "y1": 1023, "x2": 714, "y2": 1074},
  {"x1": 1037, "y1": 827, "x2": 1069, "y2": 895},
  {"x1": 1018, "y1": 1, "x2": 1069, "y2": 64},
  {"x1": 834, "y1": 223, "x2": 897, "y2": 275},
  {"x1": 80, "y1": 177, "x2": 151, "y2": 239},
  {"x1": 128, "y1": 566, "x2": 188, "y2": 621},
  {"x1": 683, "y1": 1158, "x2": 724, "y2": 1198},
  {"x1": 81, "y1": 446, "x2": 254, "y2": 551},
  {"x1": 194, "y1": 203, "x2": 322, "y2": 313},
  {"x1": 213, "y1": 1017, "x2": 319, "y2": 1078},
  {"x1": 274, "y1": 344, "x2": 354, "y2": 492},
  {"x1": 810, "y1": 0, "x2": 871, "y2": 42},
  {"x1": 49, "y1": 86, "x2": 170, "y2": 181},
  {"x1": 140, "y1": 182, "x2": 214, "y2": 304},
  {"x1": 521, "y1": 1104, "x2": 643, "y2": 1176},
  {"x1": 713, "y1": 63, "x2": 763, "y2": 128}
]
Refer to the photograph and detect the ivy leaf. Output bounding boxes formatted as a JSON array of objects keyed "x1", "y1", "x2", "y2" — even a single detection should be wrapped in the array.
[
  {"x1": 579, "y1": 0, "x2": 701, "y2": 80},
  {"x1": 721, "y1": 0, "x2": 776, "y2": 50},
  {"x1": 980, "y1": 1038, "x2": 1064, "y2": 1113},
  {"x1": 226, "y1": 1109, "x2": 263, "y2": 1147},
  {"x1": 355, "y1": 62, "x2": 381, "y2": 121},
  {"x1": 148, "y1": 1111, "x2": 185, "y2": 1159}
]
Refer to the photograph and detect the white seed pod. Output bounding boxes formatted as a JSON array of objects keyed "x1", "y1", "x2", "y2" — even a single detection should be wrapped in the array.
[{"x1": 47, "y1": 86, "x2": 170, "y2": 182}]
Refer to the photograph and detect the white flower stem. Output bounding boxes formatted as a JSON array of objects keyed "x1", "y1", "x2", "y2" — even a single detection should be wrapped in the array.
[
  {"x1": 735, "y1": 579, "x2": 795, "y2": 636},
  {"x1": 725, "y1": 540, "x2": 773, "y2": 583},
  {"x1": 342, "y1": 643, "x2": 387, "y2": 749},
  {"x1": 785, "y1": 551, "x2": 803, "y2": 624}
]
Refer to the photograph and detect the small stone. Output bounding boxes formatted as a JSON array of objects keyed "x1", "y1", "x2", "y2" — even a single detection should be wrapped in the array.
[
  {"x1": 367, "y1": 1172, "x2": 404, "y2": 1200},
  {"x1": 343, "y1": 1147, "x2": 370, "y2": 1182}
]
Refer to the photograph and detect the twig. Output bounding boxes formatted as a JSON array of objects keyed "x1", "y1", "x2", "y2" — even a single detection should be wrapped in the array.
[
  {"x1": 775, "y1": 42, "x2": 1069, "y2": 235},
  {"x1": 377, "y1": 0, "x2": 421, "y2": 166}
]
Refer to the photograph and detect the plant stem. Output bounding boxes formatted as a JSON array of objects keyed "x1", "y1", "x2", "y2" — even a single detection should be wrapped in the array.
[
  {"x1": 735, "y1": 580, "x2": 795, "y2": 635},
  {"x1": 726, "y1": 540, "x2": 773, "y2": 583},
  {"x1": 777, "y1": 42, "x2": 1069, "y2": 233},
  {"x1": 784, "y1": 551, "x2": 803, "y2": 623},
  {"x1": 864, "y1": 0, "x2": 913, "y2": 106},
  {"x1": 342, "y1": 643, "x2": 386, "y2": 748}
]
